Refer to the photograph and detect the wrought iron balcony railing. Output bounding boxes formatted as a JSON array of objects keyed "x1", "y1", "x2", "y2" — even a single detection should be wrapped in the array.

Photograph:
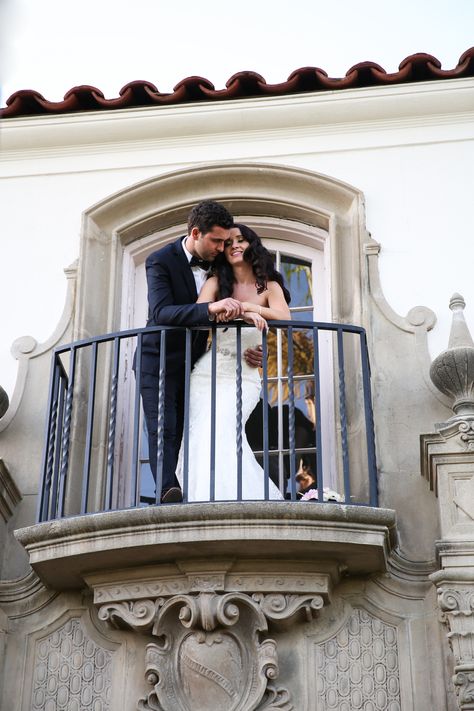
[{"x1": 37, "y1": 321, "x2": 378, "y2": 522}]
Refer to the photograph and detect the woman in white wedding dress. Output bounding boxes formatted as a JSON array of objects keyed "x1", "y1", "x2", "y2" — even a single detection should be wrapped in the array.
[{"x1": 176, "y1": 224, "x2": 291, "y2": 502}]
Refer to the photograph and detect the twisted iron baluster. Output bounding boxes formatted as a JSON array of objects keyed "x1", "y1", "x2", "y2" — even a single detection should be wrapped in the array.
[
  {"x1": 59, "y1": 347, "x2": 77, "y2": 501},
  {"x1": 155, "y1": 330, "x2": 166, "y2": 504},
  {"x1": 287, "y1": 326, "x2": 297, "y2": 500},
  {"x1": 312, "y1": 327, "x2": 324, "y2": 502},
  {"x1": 56, "y1": 375, "x2": 68, "y2": 518},
  {"x1": 50, "y1": 375, "x2": 66, "y2": 519},
  {"x1": 236, "y1": 325, "x2": 243, "y2": 501},
  {"x1": 337, "y1": 328, "x2": 350, "y2": 502},
  {"x1": 81, "y1": 341, "x2": 99, "y2": 514},
  {"x1": 182, "y1": 329, "x2": 192, "y2": 503},
  {"x1": 360, "y1": 330, "x2": 378, "y2": 506},
  {"x1": 44, "y1": 371, "x2": 60, "y2": 519},
  {"x1": 37, "y1": 355, "x2": 61, "y2": 522},
  {"x1": 261, "y1": 329, "x2": 270, "y2": 500},
  {"x1": 131, "y1": 333, "x2": 142, "y2": 507},
  {"x1": 209, "y1": 327, "x2": 217, "y2": 502},
  {"x1": 105, "y1": 337, "x2": 120, "y2": 510}
]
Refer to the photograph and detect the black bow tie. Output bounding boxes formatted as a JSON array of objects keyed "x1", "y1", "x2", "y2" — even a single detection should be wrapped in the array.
[{"x1": 189, "y1": 256, "x2": 211, "y2": 270}]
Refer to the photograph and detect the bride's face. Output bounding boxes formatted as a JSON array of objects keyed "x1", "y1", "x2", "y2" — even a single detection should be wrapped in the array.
[{"x1": 224, "y1": 229, "x2": 250, "y2": 265}]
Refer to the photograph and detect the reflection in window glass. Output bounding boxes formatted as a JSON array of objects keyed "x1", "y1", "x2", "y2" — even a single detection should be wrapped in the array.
[
  {"x1": 267, "y1": 328, "x2": 314, "y2": 393},
  {"x1": 280, "y1": 255, "x2": 312, "y2": 308}
]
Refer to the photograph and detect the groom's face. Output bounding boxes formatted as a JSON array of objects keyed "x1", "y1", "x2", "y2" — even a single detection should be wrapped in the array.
[{"x1": 191, "y1": 226, "x2": 230, "y2": 261}]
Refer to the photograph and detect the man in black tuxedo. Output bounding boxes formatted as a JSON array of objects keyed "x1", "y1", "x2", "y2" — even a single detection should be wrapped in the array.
[{"x1": 139, "y1": 200, "x2": 247, "y2": 503}]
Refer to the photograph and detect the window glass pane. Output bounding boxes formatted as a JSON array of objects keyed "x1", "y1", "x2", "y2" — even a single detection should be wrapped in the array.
[
  {"x1": 280, "y1": 255, "x2": 312, "y2": 308},
  {"x1": 266, "y1": 327, "x2": 314, "y2": 379},
  {"x1": 290, "y1": 309, "x2": 314, "y2": 324}
]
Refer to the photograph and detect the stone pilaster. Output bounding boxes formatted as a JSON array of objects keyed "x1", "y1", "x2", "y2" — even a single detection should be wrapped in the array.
[
  {"x1": 432, "y1": 569, "x2": 474, "y2": 710},
  {"x1": 426, "y1": 294, "x2": 474, "y2": 710}
]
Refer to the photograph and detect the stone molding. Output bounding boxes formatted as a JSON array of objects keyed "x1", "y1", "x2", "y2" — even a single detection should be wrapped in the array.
[
  {"x1": 76, "y1": 162, "x2": 364, "y2": 341},
  {"x1": 0, "y1": 260, "x2": 77, "y2": 433},
  {"x1": 15, "y1": 502, "x2": 397, "y2": 590},
  {"x1": 0, "y1": 458, "x2": 21, "y2": 522},
  {"x1": 364, "y1": 237, "x2": 451, "y2": 413},
  {"x1": 88, "y1": 560, "x2": 331, "y2": 627},
  {"x1": 3, "y1": 79, "x2": 473, "y2": 175},
  {"x1": 0, "y1": 569, "x2": 53, "y2": 609}
]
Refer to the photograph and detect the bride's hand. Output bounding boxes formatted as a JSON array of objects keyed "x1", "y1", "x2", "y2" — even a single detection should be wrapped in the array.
[{"x1": 243, "y1": 311, "x2": 268, "y2": 332}]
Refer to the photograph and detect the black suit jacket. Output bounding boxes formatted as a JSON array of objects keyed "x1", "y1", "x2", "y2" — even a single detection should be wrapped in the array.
[{"x1": 139, "y1": 238, "x2": 212, "y2": 376}]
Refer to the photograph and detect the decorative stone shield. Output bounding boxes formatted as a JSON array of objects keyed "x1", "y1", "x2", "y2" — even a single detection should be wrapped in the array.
[
  {"x1": 137, "y1": 592, "x2": 287, "y2": 711},
  {"x1": 177, "y1": 630, "x2": 243, "y2": 711}
]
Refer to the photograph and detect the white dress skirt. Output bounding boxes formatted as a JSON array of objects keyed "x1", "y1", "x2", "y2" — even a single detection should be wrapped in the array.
[{"x1": 176, "y1": 327, "x2": 283, "y2": 502}]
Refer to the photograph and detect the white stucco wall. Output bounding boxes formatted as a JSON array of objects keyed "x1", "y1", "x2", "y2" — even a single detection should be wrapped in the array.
[{"x1": 1, "y1": 78, "x2": 473, "y2": 398}]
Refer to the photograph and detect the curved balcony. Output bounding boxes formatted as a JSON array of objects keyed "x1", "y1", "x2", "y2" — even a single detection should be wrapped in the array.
[{"x1": 17, "y1": 321, "x2": 396, "y2": 594}]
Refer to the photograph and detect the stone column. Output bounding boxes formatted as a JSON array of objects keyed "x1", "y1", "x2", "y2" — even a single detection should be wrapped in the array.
[{"x1": 424, "y1": 294, "x2": 474, "y2": 710}]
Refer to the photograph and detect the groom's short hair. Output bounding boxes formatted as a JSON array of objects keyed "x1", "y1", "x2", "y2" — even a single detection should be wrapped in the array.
[{"x1": 187, "y1": 200, "x2": 234, "y2": 235}]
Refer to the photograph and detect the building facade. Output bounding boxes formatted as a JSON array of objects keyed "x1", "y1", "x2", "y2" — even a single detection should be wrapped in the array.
[{"x1": 1, "y1": 51, "x2": 474, "y2": 710}]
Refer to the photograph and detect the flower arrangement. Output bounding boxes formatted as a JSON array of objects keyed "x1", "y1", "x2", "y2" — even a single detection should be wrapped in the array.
[{"x1": 300, "y1": 487, "x2": 342, "y2": 502}]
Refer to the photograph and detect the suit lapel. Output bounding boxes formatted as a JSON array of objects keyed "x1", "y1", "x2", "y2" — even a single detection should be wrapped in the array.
[{"x1": 172, "y1": 238, "x2": 198, "y2": 302}]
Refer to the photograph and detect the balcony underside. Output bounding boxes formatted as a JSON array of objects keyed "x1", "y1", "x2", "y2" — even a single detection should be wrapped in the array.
[{"x1": 16, "y1": 502, "x2": 397, "y2": 589}]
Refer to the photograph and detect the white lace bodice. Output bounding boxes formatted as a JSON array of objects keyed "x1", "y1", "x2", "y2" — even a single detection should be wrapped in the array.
[{"x1": 192, "y1": 326, "x2": 262, "y2": 381}]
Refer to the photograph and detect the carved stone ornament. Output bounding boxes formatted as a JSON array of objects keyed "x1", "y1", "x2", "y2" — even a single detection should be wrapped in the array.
[
  {"x1": 436, "y1": 582, "x2": 474, "y2": 710},
  {"x1": 459, "y1": 421, "x2": 474, "y2": 451},
  {"x1": 92, "y1": 563, "x2": 330, "y2": 710},
  {"x1": 125, "y1": 592, "x2": 294, "y2": 711},
  {"x1": 430, "y1": 294, "x2": 474, "y2": 421}
]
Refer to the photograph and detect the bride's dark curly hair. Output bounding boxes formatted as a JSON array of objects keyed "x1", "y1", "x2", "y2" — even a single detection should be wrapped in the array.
[{"x1": 211, "y1": 223, "x2": 291, "y2": 304}]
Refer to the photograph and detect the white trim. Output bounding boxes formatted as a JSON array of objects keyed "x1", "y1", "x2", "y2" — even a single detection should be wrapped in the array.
[{"x1": 2, "y1": 78, "x2": 473, "y2": 177}]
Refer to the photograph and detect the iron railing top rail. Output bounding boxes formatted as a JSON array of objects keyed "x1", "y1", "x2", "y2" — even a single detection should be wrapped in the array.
[{"x1": 53, "y1": 320, "x2": 369, "y2": 355}]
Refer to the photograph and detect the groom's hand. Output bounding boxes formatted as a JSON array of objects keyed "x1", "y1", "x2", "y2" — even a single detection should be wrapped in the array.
[
  {"x1": 209, "y1": 298, "x2": 243, "y2": 320},
  {"x1": 244, "y1": 345, "x2": 263, "y2": 369}
]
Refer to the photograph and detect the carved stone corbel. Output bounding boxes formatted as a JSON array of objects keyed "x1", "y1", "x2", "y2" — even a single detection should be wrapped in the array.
[
  {"x1": 90, "y1": 562, "x2": 331, "y2": 710},
  {"x1": 131, "y1": 592, "x2": 293, "y2": 711}
]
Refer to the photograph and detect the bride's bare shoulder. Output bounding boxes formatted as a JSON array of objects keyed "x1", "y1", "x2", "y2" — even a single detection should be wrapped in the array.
[{"x1": 267, "y1": 280, "x2": 284, "y2": 294}]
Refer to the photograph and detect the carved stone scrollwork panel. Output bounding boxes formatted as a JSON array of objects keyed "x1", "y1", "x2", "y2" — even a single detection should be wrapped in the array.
[
  {"x1": 314, "y1": 608, "x2": 401, "y2": 711},
  {"x1": 136, "y1": 592, "x2": 294, "y2": 711},
  {"x1": 31, "y1": 617, "x2": 113, "y2": 711}
]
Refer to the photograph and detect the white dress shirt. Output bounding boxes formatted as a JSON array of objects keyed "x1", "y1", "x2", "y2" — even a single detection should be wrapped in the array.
[{"x1": 182, "y1": 238, "x2": 209, "y2": 294}]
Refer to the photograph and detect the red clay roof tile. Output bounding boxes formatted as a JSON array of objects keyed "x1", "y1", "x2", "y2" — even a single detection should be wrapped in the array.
[{"x1": 1, "y1": 48, "x2": 473, "y2": 119}]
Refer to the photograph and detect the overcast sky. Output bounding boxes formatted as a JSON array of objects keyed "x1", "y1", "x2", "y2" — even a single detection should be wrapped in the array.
[{"x1": 1, "y1": 0, "x2": 473, "y2": 104}]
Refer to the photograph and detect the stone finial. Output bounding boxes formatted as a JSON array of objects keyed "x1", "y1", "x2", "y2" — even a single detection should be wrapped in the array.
[
  {"x1": 430, "y1": 294, "x2": 474, "y2": 419},
  {"x1": 0, "y1": 385, "x2": 9, "y2": 419}
]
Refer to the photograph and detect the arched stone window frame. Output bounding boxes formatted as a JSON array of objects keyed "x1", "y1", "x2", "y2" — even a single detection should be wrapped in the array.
[{"x1": 75, "y1": 162, "x2": 368, "y2": 341}]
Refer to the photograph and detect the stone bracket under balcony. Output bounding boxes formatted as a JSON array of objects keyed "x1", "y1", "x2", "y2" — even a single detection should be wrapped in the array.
[{"x1": 15, "y1": 501, "x2": 397, "y2": 591}]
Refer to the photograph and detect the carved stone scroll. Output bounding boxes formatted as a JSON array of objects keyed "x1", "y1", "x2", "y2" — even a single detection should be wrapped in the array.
[{"x1": 436, "y1": 581, "x2": 474, "y2": 711}]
